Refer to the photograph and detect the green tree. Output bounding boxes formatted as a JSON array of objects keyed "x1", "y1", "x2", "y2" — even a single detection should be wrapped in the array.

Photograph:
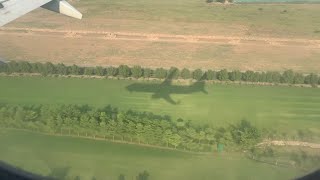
[
  {"x1": 7, "y1": 61, "x2": 19, "y2": 73},
  {"x1": 84, "y1": 67, "x2": 95, "y2": 75},
  {"x1": 281, "y1": 70, "x2": 294, "y2": 84},
  {"x1": 265, "y1": 71, "x2": 273, "y2": 83},
  {"x1": 107, "y1": 67, "x2": 118, "y2": 77},
  {"x1": 154, "y1": 68, "x2": 167, "y2": 79},
  {"x1": 0, "y1": 62, "x2": 8, "y2": 73},
  {"x1": 79, "y1": 114, "x2": 90, "y2": 136},
  {"x1": 293, "y1": 73, "x2": 305, "y2": 84},
  {"x1": 143, "y1": 68, "x2": 153, "y2": 78},
  {"x1": 131, "y1": 66, "x2": 143, "y2": 79},
  {"x1": 163, "y1": 129, "x2": 173, "y2": 147},
  {"x1": 229, "y1": 70, "x2": 242, "y2": 81},
  {"x1": 56, "y1": 63, "x2": 68, "y2": 75},
  {"x1": 193, "y1": 69, "x2": 203, "y2": 80},
  {"x1": 180, "y1": 68, "x2": 191, "y2": 79},
  {"x1": 70, "y1": 65, "x2": 81, "y2": 75},
  {"x1": 186, "y1": 128, "x2": 198, "y2": 142},
  {"x1": 107, "y1": 120, "x2": 117, "y2": 141},
  {"x1": 42, "y1": 62, "x2": 56, "y2": 75},
  {"x1": 242, "y1": 70, "x2": 255, "y2": 82},
  {"x1": 253, "y1": 72, "x2": 260, "y2": 82},
  {"x1": 135, "y1": 123, "x2": 144, "y2": 144},
  {"x1": 168, "y1": 67, "x2": 180, "y2": 79},
  {"x1": 272, "y1": 72, "x2": 281, "y2": 83},
  {"x1": 198, "y1": 131, "x2": 206, "y2": 144},
  {"x1": 95, "y1": 66, "x2": 106, "y2": 76},
  {"x1": 217, "y1": 69, "x2": 228, "y2": 81},
  {"x1": 118, "y1": 65, "x2": 131, "y2": 77},
  {"x1": 126, "y1": 121, "x2": 136, "y2": 142},
  {"x1": 143, "y1": 124, "x2": 155, "y2": 144},
  {"x1": 18, "y1": 61, "x2": 32, "y2": 73},
  {"x1": 206, "y1": 70, "x2": 217, "y2": 80},
  {"x1": 257, "y1": 72, "x2": 266, "y2": 82},
  {"x1": 169, "y1": 134, "x2": 182, "y2": 149},
  {"x1": 230, "y1": 120, "x2": 261, "y2": 149},
  {"x1": 304, "y1": 73, "x2": 318, "y2": 85}
]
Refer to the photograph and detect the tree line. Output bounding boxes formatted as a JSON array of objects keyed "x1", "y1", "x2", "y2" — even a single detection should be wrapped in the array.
[
  {"x1": 0, "y1": 104, "x2": 261, "y2": 152},
  {"x1": 0, "y1": 61, "x2": 319, "y2": 86}
]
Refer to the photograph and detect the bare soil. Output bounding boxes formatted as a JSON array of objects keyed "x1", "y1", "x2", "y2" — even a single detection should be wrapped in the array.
[{"x1": 0, "y1": 27, "x2": 319, "y2": 72}]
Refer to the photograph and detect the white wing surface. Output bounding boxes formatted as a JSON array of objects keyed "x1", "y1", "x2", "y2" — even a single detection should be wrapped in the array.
[{"x1": 0, "y1": 0, "x2": 82, "y2": 27}]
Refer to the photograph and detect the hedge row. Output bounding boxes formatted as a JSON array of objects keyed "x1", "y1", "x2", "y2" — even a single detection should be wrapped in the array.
[
  {"x1": 0, "y1": 61, "x2": 319, "y2": 85},
  {"x1": 0, "y1": 104, "x2": 261, "y2": 152}
]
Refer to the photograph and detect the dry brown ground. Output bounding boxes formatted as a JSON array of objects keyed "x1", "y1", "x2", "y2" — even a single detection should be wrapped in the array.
[
  {"x1": 1, "y1": 27, "x2": 319, "y2": 72},
  {"x1": 1, "y1": 5, "x2": 320, "y2": 73}
]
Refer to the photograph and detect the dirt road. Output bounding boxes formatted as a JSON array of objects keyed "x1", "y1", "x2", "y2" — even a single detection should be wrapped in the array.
[{"x1": 1, "y1": 27, "x2": 320, "y2": 48}]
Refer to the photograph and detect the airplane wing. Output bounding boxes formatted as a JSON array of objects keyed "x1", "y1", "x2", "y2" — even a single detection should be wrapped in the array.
[{"x1": 0, "y1": 0, "x2": 82, "y2": 27}]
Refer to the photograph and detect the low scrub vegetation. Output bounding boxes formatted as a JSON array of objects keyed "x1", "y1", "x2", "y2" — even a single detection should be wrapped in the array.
[{"x1": 0, "y1": 61, "x2": 319, "y2": 86}]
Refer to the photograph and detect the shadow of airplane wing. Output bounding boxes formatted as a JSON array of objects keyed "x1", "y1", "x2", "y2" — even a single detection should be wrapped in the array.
[
  {"x1": 152, "y1": 92, "x2": 178, "y2": 105},
  {"x1": 161, "y1": 68, "x2": 178, "y2": 86},
  {"x1": 163, "y1": 94, "x2": 178, "y2": 105}
]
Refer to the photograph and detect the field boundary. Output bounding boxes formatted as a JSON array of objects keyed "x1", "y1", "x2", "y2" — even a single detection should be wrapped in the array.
[
  {"x1": 2, "y1": 127, "x2": 319, "y2": 151},
  {"x1": 0, "y1": 127, "x2": 212, "y2": 155}
]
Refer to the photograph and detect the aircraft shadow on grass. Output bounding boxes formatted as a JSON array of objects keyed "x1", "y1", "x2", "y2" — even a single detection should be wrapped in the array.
[{"x1": 126, "y1": 69, "x2": 208, "y2": 105}]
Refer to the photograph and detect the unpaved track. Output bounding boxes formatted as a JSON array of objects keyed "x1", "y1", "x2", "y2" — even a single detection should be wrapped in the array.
[
  {"x1": 1, "y1": 27, "x2": 320, "y2": 48},
  {"x1": 259, "y1": 140, "x2": 320, "y2": 149}
]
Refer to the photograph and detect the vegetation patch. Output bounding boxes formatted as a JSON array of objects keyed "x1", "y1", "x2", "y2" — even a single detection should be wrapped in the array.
[{"x1": 0, "y1": 104, "x2": 262, "y2": 152}]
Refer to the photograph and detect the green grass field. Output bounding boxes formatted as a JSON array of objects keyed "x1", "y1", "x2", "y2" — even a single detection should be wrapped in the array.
[
  {"x1": 0, "y1": 76, "x2": 320, "y2": 137},
  {"x1": 0, "y1": 129, "x2": 304, "y2": 180}
]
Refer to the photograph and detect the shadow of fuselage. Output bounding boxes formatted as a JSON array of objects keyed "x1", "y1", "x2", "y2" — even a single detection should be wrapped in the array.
[{"x1": 126, "y1": 72, "x2": 208, "y2": 105}]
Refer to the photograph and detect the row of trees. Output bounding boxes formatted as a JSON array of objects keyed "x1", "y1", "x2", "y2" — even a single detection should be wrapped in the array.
[
  {"x1": 0, "y1": 61, "x2": 319, "y2": 86},
  {"x1": 0, "y1": 104, "x2": 261, "y2": 152}
]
